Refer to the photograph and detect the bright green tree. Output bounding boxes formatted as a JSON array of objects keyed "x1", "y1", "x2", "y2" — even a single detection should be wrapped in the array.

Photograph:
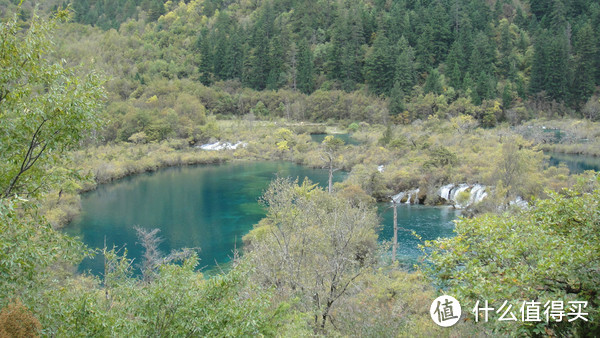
[
  {"x1": 424, "y1": 174, "x2": 600, "y2": 336},
  {"x1": 0, "y1": 9, "x2": 105, "y2": 199}
]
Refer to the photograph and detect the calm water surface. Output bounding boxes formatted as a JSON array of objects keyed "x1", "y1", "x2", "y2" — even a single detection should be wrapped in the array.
[
  {"x1": 310, "y1": 133, "x2": 361, "y2": 145},
  {"x1": 66, "y1": 161, "x2": 458, "y2": 275},
  {"x1": 379, "y1": 204, "x2": 460, "y2": 266},
  {"x1": 546, "y1": 152, "x2": 600, "y2": 174}
]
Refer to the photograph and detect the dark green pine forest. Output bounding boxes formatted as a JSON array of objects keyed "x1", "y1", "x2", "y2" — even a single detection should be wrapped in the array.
[{"x1": 63, "y1": 0, "x2": 600, "y2": 110}]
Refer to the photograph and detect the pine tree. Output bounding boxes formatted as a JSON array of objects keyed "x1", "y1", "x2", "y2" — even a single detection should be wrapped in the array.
[
  {"x1": 571, "y1": 23, "x2": 597, "y2": 106},
  {"x1": 364, "y1": 32, "x2": 395, "y2": 96},
  {"x1": 197, "y1": 34, "x2": 213, "y2": 86},
  {"x1": 531, "y1": 0, "x2": 551, "y2": 19},
  {"x1": 530, "y1": 31, "x2": 550, "y2": 96},
  {"x1": 266, "y1": 36, "x2": 285, "y2": 90},
  {"x1": 445, "y1": 40, "x2": 465, "y2": 89},
  {"x1": 148, "y1": 0, "x2": 164, "y2": 21},
  {"x1": 389, "y1": 82, "x2": 405, "y2": 116},
  {"x1": 297, "y1": 39, "x2": 314, "y2": 94},
  {"x1": 248, "y1": 26, "x2": 269, "y2": 90},
  {"x1": 394, "y1": 37, "x2": 417, "y2": 95},
  {"x1": 545, "y1": 32, "x2": 569, "y2": 102},
  {"x1": 224, "y1": 28, "x2": 244, "y2": 80},
  {"x1": 212, "y1": 32, "x2": 228, "y2": 81},
  {"x1": 469, "y1": 31, "x2": 495, "y2": 79},
  {"x1": 423, "y1": 68, "x2": 443, "y2": 95}
]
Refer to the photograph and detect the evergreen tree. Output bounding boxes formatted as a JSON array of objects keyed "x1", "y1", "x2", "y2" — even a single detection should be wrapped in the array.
[
  {"x1": 469, "y1": 31, "x2": 495, "y2": 79},
  {"x1": 248, "y1": 26, "x2": 270, "y2": 90},
  {"x1": 297, "y1": 39, "x2": 314, "y2": 94},
  {"x1": 394, "y1": 37, "x2": 417, "y2": 95},
  {"x1": 389, "y1": 82, "x2": 405, "y2": 116},
  {"x1": 224, "y1": 28, "x2": 244, "y2": 81},
  {"x1": 571, "y1": 23, "x2": 597, "y2": 106},
  {"x1": 197, "y1": 34, "x2": 213, "y2": 86},
  {"x1": 445, "y1": 40, "x2": 465, "y2": 89},
  {"x1": 545, "y1": 32, "x2": 569, "y2": 102},
  {"x1": 148, "y1": 0, "x2": 164, "y2": 21},
  {"x1": 471, "y1": 71, "x2": 495, "y2": 105},
  {"x1": 212, "y1": 32, "x2": 228, "y2": 80},
  {"x1": 530, "y1": 31, "x2": 550, "y2": 96},
  {"x1": 531, "y1": 0, "x2": 551, "y2": 19},
  {"x1": 364, "y1": 32, "x2": 395, "y2": 96},
  {"x1": 339, "y1": 9, "x2": 365, "y2": 91},
  {"x1": 423, "y1": 68, "x2": 443, "y2": 95},
  {"x1": 266, "y1": 36, "x2": 285, "y2": 90},
  {"x1": 497, "y1": 19, "x2": 517, "y2": 80}
]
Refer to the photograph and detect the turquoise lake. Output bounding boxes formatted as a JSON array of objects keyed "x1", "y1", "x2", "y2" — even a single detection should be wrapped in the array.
[
  {"x1": 546, "y1": 152, "x2": 600, "y2": 174},
  {"x1": 66, "y1": 161, "x2": 459, "y2": 275},
  {"x1": 310, "y1": 133, "x2": 361, "y2": 145}
]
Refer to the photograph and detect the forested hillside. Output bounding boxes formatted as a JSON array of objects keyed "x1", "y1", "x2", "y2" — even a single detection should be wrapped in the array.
[{"x1": 64, "y1": 0, "x2": 600, "y2": 107}]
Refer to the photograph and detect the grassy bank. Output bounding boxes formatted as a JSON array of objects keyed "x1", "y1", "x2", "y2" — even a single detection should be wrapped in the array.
[{"x1": 43, "y1": 117, "x2": 596, "y2": 228}]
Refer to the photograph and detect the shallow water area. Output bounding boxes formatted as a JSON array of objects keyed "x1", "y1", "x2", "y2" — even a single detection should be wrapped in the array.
[
  {"x1": 378, "y1": 204, "x2": 460, "y2": 267},
  {"x1": 310, "y1": 133, "x2": 361, "y2": 145},
  {"x1": 66, "y1": 161, "x2": 343, "y2": 275},
  {"x1": 66, "y1": 161, "x2": 460, "y2": 275},
  {"x1": 546, "y1": 151, "x2": 600, "y2": 174}
]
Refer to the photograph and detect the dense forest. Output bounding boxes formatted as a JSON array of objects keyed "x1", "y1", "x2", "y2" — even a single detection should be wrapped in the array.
[
  {"x1": 65, "y1": 0, "x2": 600, "y2": 107},
  {"x1": 1, "y1": 0, "x2": 600, "y2": 336}
]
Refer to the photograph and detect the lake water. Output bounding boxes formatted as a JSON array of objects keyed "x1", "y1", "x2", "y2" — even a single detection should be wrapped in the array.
[
  {"x1": 378, "y1": 204, "x2": 459, "y2": 267},
  {"x1": 310, "y1": 133, "x2": 361, "y2": 145},
  {"x1": 66, "y1": 161, "x2": 458, "y2": 275},
  {"x1": 546, "y1": 152, "x2": 600, "y2": 174}
]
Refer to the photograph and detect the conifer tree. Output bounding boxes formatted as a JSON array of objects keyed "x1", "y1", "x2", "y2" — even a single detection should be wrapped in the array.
[
  {"x1": 394, "y1": 37, "x2": 417, "y2": 95},
  {"x1": 297, "y1": 39, "x2": 314, "y2": 94},
  {"x1": 365, "y1": 32, "x2": 395, "y2": 95},
  {"x1": 389, "y1": 82, "x2": 405, "y2": 116},
  {"x1": 423, "y1": 68, "x2": 443, "y2": 95},
  {"x1": 571, "y1": 23, "x2": 597, "y2": 106}
]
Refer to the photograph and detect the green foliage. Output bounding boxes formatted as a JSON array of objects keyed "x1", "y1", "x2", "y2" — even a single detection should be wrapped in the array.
[
  {"x1": 424, "y1": 174, "x2": 600, "y2": 336},
  {"x1": 0, "y1": 9, "x2": 105, "y2": 198},
  {"x1": 424, "y1": 146, "x2": 458, "y2": 168},
  {"x1": 0, "y1": 198, "x2": 88, "y2": 304},
  {"x1": 347, "y1": 122, "x2": 359, "y2": 132},
  {"x1": 364, "y1": 32, "x2": 395, "y2": 95}
]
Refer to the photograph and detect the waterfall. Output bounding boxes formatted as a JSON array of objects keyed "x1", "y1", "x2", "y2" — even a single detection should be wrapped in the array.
[
  {"x1": 392, "y1": 191, "x2": 406, "y2": 204},
  {"x1": 396, "y1": 184, "x2": 489, "y2": 208},
  {"x1": 449, "y1": 184, "x2": 469, "y2": 203},
  {"x1": 509, "y1": 196, "x2": 528, "y2": 209},
  {"x1": 392, "y1": 188, "x2": 420, "y2": 204},
  {"x1": 468, "y1": 184, "x2": 488, "y2": 205},
  {"x1": 438, "y1": 184, "x2": 454, "y2": 200},
  {"x1": 438, "y1": 183, "x2": 488, "y2": 208}
]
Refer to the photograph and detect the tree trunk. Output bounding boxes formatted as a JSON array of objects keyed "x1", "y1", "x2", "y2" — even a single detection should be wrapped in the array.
[
  {"x1": 328, "y1": 160, "x2": 333, "y2": 194},
  {"x1": 392, "y1": 202, "x2": 398, "y2": 262}
]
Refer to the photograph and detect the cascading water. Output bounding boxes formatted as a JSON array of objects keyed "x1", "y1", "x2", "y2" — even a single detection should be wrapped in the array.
[
  {"x1": 449, "y1": 184, "x2": 470, "y2": 206},
  {"x1": 468, "y1": 184, "x2": 488, "y2": 206},
  {"x1": 394, "y1": 184, "x2": 489, "y2": 208},
  {"x1": 439, "y1": 184, "x2": 454, "y2": 201},
  {"x1": 392, "y1": 188, "x2": 420, "y2": 204},
  {"x1": 437, "y1": 183, "x2": 488, "y2": 208}
]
